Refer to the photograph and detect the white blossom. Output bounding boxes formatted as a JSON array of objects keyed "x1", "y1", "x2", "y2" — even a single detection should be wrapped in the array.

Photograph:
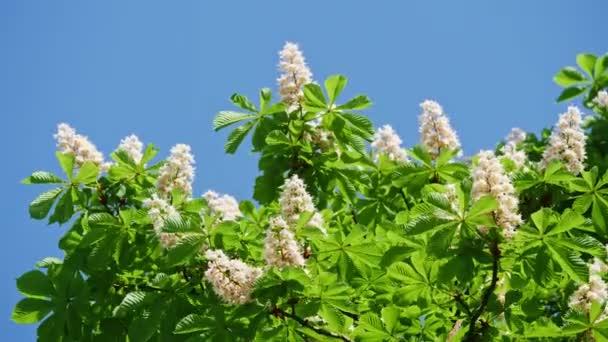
[
  {"x1": 505, "y1": 128, "x2": 527, "y2": 145},
  {"x1": 593, "y1": 90, "x2": 608, "y2": 109},
  {"x1": 156, "y1": 144, "x2": 195, "y2": 198},
  {"x1": 143, "y1": 194, "x2": 180, "y2": 249},
  {"x1": 500, "y1": 142, "x2": 526, "y2": 168},
  {"x1": 264, "y1": 217, "x2": 306, "y2": 268},
  {"x1": 419, "y1": 100, "x2": 461, "y2": 159},
  {"x1": 279, "y1": 175, "x2": 325, "y2": 233},
  {"x1": 277, "y1": 42, "x2": 313, "y2": 110},
  {"x1": 203, "y1": 190, "x2": 242, "y2": 222},
  {"x1": 590, "y1": 258, "x2": 608, "y2": 276},
  {"x1": 371, "y1": 125, "x2": 408, "y2": 162},
  {"x1": 54, "y1": 123, "x2": 108, "y2": 171},
  {"x1": 117, "y1": 134, "x2": 144, "y2": 164},
  {"x1": 541, "y1": 106, "x2": 586, "y2": 175},
  {"x1": 569, "y1": 274, "x2": 608, "y2": 313},
  {"x1": 472, "y1": 150, "x2": 522, "y2": 238},
  {"x1": 204, "y1": 249, "x2": 263, "y2": 305}
]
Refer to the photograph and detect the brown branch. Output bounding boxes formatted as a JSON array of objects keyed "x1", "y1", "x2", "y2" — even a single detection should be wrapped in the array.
[{"x1": 464, "y1": 239, "x2": 500, "y2": 341}]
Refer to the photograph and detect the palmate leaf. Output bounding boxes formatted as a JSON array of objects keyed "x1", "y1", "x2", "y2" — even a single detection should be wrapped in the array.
[
  {"x1": 338, "y1": 113, "x2": 374, "y2": 140},
  {"x1": 545, "y1": 243, "x2": 588, "y2": 283},
  {"x1": 174, "y1": 314, "x2": 214, "y2": 334},
  {"x1": 225, "y1": 121, "x2": 255, "y2": 154},
  {"x1": 29, "y1": 187, "x2": 63, "y2": 220},
  {"x1": 213, "y1": 111, "x2": 255, "y2": 131},
  {"x1": 325, "y1": 74, "x2": 347, "y2": 106},
  {"x1": 12, "y1": 298, "x2": 54, "y2": 324},
  {"x1": 336, "y1": 95, "x2": 372, "y2": 111},
  {"x1": 165, "y1": 233, "x2": 205, "y2": 267},
  {"x1": 112, "y1": 291, "x2": 149, "y2": 317},
  {"x1": 22, "y1": 171, "x2": 64, "y2": 184},
  {"x1": 16, "y1": 270, "x2": 56, "y2": 299}
]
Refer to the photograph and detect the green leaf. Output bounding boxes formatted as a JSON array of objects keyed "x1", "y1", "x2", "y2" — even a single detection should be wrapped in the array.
[
  {"x1": 73, "y1": 161, "x2": 99, "y2": 184},
  {"x1": 265, "y1": 130, "x2": 290, "y2": 145},
  {"x1": 325, "y1": 75, "x2": 347, "y2": 106},
  {"x1": 29, "y1": 188, "x2": 63, "y2": 220},
  {"x1": 381, "y1": 305, "x2": 400, "y2": 334},
  {"x1": 112, "y1": 291, "x2": 148, "y2": 317},
  {"x1": 165, "y1": 233, "x2": 205, "y2": 267},
  {"x1": 340, "y1": 113, "x2": 374, "y2": 139},
  {"x1": 49, "y1": 189, "x2": 74, "y2": 224},
  {"x1": 141, "y1": 144, "x2": 159, "y2": 165},
  {"x1": 557, "y1": 85, "x2": 588, "y2": 102},
  {"x1": 16, "y1": 270, "x2": 56, "y2": 299},
  {"x1": 162, "y1": 215, "x2": 199, "y2": 233},
  {"x1": 230, "y1": 93, "x2": 257, "y2": 112},
  {"x1": 546, "y1": 243, "x2": 587, "y2": 282},
  {"x1": 12, "y1": 298, "x2": 53, "y2": 324},
  {"x1": 546, "y1": 209, "x2": 585, "y2": 236},
  {"x1": 577, "y1": 53, "x2": 597, "y2": 77},
  {"x1": 466, "y1": 195, "x2": 498, "y2": 222},
  {"x1": 56, "y1": 152, "x2": 75, "y2": 180},
  {"x1": 337, "y1": 95, "x2": 372, "y2": 110},
  {"x1": 303, "y1": 83, "x2": 327, "y2": 111},
  {"x1": 259, "y1": 88, "x2": 272, "y2": 112},
  {"x1": 554, "y1": 67, "x2": 587, "y2": 86},
  {"x1": 174, "y1": 314, "x2": 213, "y2": 334},
  {"x1": 225, "y1": 121, "x2": 255, "y2": 154},
  {"x1": 22, "y1": 171, "x2": 64, "y2": 184},
  {"x1": 213, "y1": 111, "x2": 255, "y2": 131}
]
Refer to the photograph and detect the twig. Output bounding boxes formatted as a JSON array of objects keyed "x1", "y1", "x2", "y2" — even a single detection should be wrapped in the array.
[
  {"x1": 464, "y1": 239, "x2": 500, "y2": 341},
  {"x1": 273, "y1": 306, "x2": 352, "y2": 342}
]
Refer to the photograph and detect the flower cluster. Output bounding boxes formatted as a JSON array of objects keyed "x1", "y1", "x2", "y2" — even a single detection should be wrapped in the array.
[
  {"x1": 263, "y1": 216, "x2": 306, "y2": 268},
  {"x1": 117, "y1": 134, "x2": 144, "y2": 164},
  {"x1": 204, "y1": 249, "x2": 263, "y2": 304},
  {"x1": 569, "y1": 259, "x2": 608, "y2": 313},
  {"x1": 203, "y1": 190, "x2": 242, "y2": 222},
  {"x1": 419, "y1": 100, "x2": 461, "y2": 159},
  {"x1": 156, "y1": 144, "x2": 195, "y2": 198},
  {"x1": 500, "y1": 142, "x2": 526, "y2": 169},
  {"x1": 54, "y1": 123, "x2": 108, "y2": 171},
  {"x1": 541, "y1": 106, "x2": 586, "y2": 175},
  {"x1": 594, "y1": 90, "x2": 608, "y2": 109},
  {"x1": 505, "y1": 127, "x2": 527, "y2": 145},
  {"x1": 142, "y1": 194, "x2": 180, "y2": 249},
  {"x1": 472, "y1": 150, "x2": 522, "y2": 238},
  {"x1": 279, "y1": 175, "x2": 325, "y2": 233},
  {"x1": 277, "y1": 42, "x2": 313, "y2": 110},
  {"x1": 371, "y1": 125, "x2": 408, "y2": 162}
]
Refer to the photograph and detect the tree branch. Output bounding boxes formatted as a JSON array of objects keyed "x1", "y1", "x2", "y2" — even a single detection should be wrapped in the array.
[
  {"x1": 465, "y1": 239, "x2": 500, "y2": 341},
  {"x1": 273, "y1": 306, "x2": 352, "y2": 342}
]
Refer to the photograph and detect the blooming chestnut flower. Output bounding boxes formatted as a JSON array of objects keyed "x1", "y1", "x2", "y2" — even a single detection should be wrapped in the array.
[
  {"x1": 117, "y1": 134, "x2": 144, "y2": 164},
  {"x1": 143, "y1": 194, "x2": 180, "y2": 249},
  {"x1": 54, "y1": 123, "x2": 109, "y2": 171},
  {"x1": 541, "y1": 106, "x2": 586, "y2": 175},
  {"x1": 277, "y1": 42, "x2": 313, "y2": 111},
  {"x1": 418, "y1": 100, "x2": 461, "y2": 159},
  {"x1": 371, "y1": 125, "x2": 408, "y2": 162},
  {"x1": 203, "y1": 190, "x2": 242, "y2": 222},
  {"x1": 472, "y1": 150, "x2": 522, "y2": 238},
  {"x1": 156, "y1": 144, "x2": 195, "y2": 198},
  {"x1": 279, "y1": 175, "x2": 325, "y2": 233},
  {"x1": 264, "y1": 216, "x2": 306, "y2": 268},
  {"x1": 204, "y1": 249, "x2": 263, "y2": 305}
]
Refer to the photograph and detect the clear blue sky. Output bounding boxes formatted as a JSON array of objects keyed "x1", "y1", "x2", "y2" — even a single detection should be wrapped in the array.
[{"x1": 1, "y1": 1, "x2": 605, "y2": 339}]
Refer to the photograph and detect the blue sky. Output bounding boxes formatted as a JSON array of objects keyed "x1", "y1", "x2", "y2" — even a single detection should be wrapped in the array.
[{"x1": 0, "y1": 0, "x2": 606, "y2": 339}]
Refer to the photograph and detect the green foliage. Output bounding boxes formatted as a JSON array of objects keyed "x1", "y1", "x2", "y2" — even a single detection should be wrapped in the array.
[{"x1": 12, "y1": 50, "x2": 608, "y2": 342}]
